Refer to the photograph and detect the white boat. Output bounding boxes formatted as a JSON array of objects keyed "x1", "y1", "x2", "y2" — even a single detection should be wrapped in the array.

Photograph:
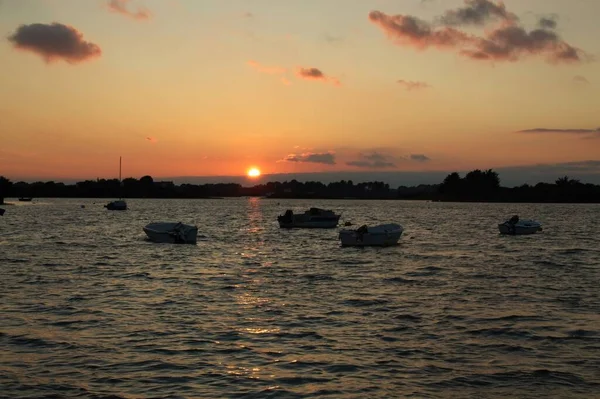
[
  {"x1": 278, "y1": 207, "x2": 340, "y2": 228},
  {"x1": 143, "y1": 222, "x2": 198, "y2": 244},
  {"x1": 105, "y1": 156, "x2": 127, "y2": 211},
  {"x1": 339, "y1": 223, "x2": 403, "y2": 247},
  {"x1": 498, "y1": 215, "x2": 542, "y2": 235}
]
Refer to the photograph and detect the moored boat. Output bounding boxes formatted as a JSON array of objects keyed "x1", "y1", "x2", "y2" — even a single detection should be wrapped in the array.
[
  {"x1": 104, "y1": 200, "x2": 127, "y2": 211},
  {"x1": 143, "y1": 222, "x2": 198, "y2": 244},
  {"x1": 339, "y1": 223, "x2": 403, "y2": 247},
  {"x1": 278, "y1": 207, "x2": 340, "y2": 228},
  {"x1": 498, "y1": 215, "x2": 542, "y2": 235}
]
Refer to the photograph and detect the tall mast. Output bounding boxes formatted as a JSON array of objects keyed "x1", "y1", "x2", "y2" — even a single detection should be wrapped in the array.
[{"x1": 119, "y1": 156, "x2": 122, "y2": 182}]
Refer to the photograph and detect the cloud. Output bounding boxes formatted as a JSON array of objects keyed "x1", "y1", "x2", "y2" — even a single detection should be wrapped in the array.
[
  {"x1": 538, "y1": 17, "x2": 557, "y2": 29},
  {"x1": 517, "y1": 127, "x2": 600, "y2": 138},
  {"x1": 281, "y1": 77, "x2": 292, "y2": 86},
  {"x1": 296, "y1": 67, "x2": 341, "y2": 86},
  {"x1": 282, "y1": 152, "x2": 336, "y2": 165},
  {"x1": 573, "y1": 75, "x2": 590, "y2": 85},
  {"x1": 368, "y1": 3, "x2": 587, "y2": 64},
  {"x1": 438, "y1": 0, "x2": 516, "y2": 26},
  {"x1": 247, "y1": 60, "x2": 286, "y2": 75},
  {"x1": 243, "y1": 12, "x2": 254, "y2": 18},
  {"x1": 347, "y1": 152, "x2": 395, "y2": 169},
  {"x1": 461, "y1": 25, "x2": 585, "y2": 63},
  {"x1": 368, "y1": 11, "x2": 472, "y2": 49},
  {"x1": 106, "y1": 0, "x2": 151, "y2": 20},
  {"x1": 410, "y1": 154, "x2": 431, "y2": 162},
  {"x1": 397, "y1": 80, "x2": 430, "y2": 90},
  {"x1": 146, "y1": 136, "x2": 157, "y2": 143},
  {"x1": 7, "y1": 23, "x2": 102, "y2": 64}
]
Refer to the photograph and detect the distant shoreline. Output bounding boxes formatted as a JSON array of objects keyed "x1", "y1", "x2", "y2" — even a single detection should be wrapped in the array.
[{"x1": 2, "y1": 169, "x2": 599, "y2": 204}]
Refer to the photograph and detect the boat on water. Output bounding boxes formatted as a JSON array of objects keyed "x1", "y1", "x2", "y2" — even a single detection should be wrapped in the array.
[
  {"x1": 0, "y1": 208, "x2": 5, "y2": 216},
  {"x1": 278, "y1": 207, "x2": 341, "y2": 228},
  {"x1": 18, "y1": 197, "x2": 33, "y2": 202},
  {"x1": 143, "y1": 222, "x2": 198, "y2": 244},
  {"x1": 339, "y1": 223, "x2": 403, "y2": 247},
  {"x1": 105, "y1": 200, "x2": 127, "y2": 211},
  {"x1": 498, "y1": 215, "x2": 542, "y2": 235},
  {"x1": 105, "y1": 156, "x2": 127, "y2": 211}
]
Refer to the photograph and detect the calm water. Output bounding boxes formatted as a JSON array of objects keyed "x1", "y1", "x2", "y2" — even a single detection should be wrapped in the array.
[{"x1": 1, "y1": 198, "x2": 599, "y2": 398}]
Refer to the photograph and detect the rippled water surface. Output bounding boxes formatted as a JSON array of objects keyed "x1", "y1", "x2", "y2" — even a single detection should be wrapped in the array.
[{"x1": 1, "y1": 198, "x2": 599, "y2": 398}]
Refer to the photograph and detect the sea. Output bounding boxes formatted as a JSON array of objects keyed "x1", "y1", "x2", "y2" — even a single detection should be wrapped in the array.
[{"x1": 1, "y1": 198, "x2": 599, "y2": 399}]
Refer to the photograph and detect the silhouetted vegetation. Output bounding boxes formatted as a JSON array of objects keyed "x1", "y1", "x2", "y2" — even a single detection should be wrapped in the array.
[{"x1": 1, "y1": 170, "x2": 599, "y2": 203}]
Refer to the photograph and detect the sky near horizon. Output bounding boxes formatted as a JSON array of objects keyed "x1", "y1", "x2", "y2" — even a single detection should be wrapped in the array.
[{"x1": 0, "y1": 0, "x2": 599, "y2": 181}]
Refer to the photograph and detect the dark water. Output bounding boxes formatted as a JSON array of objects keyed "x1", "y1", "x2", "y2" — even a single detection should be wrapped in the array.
[{"x1": 1, "y1": 198, "x2": 599, "y2": 398}]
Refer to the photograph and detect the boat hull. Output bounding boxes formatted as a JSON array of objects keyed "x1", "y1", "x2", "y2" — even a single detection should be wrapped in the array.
[
  {"x1": 143, "y1": 222, "x2": 198, "y2": 244},
  {"x1": 105, "y1": 200, "x2": 127, "y2": 211},
  {"x1": 498, "y1": 222, "x2": 542, "y2": 235},
  {"x1": 339, "y1": 225, "x2": 403, "y2": 247}
]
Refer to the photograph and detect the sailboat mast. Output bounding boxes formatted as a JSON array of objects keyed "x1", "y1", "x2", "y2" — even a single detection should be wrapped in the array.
[{"x1": 119, "y1": 156, "x2": 122, "y2": 182}]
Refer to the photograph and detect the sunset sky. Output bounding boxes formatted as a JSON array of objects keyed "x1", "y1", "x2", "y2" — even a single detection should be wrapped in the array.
[{"x1": 1, "y1": 0, "x2": 599, "y2": 183}]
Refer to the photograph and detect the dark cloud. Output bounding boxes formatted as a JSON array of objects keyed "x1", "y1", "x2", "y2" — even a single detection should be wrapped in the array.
[
  {"x1": 369, "y1": 3, "x2": 587, "y2": 64},
  {"x1": 283, "y1": 152, "x2": 336, "y2": 165},
  {"x1": 368, "y1": 11, "x2": 471, "y2": 49},
  {"x1": 7, "y1": 23, "x2": 101, "y2": 64},
  {"x1": 538, "y1": 17, "x2": 557, "y2": 29},
  {"x1": 410, "y1": 154, "x2": 431, "y2": 162},
  {"x1": 517, "y1": 127, "x2": 600, "y2": 135},
  {"x1": 397, "y1": 80, "x2": 431, "y2": 90},
  {"x1": 347, "y1": 152, "x2": 395, "y2": 169},
  {"x1": 107, "y1": 0, "x2": 151, "y2": 20},
  {"x1": 462, "y1": 25, "x2": 585, "y2": 63},
  {"x1": 439, "y1": 0, "x2": 516, "y2": 26},
  {"x1": 296, "y1": 67, "x2": 341, "y2": 86},
  {"x1": 297, "y1": 67, "x2": 324, "y2": 79}
]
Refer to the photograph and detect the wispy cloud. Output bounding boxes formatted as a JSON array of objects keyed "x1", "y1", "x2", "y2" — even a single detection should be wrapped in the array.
[
  {"x1": 538, "y1": 16, "x2": 557, "y2": 29},
  {"x1": 106, "y1": 0, "x2": 151, "y2": 21},
  {"x1": 7, "y1": 23, "x2": 101, "y2": 64},
  {"x1": 572, "y1": 75, "x2": 590, "y2": 85},
  {"x1": 296, "y1": 67, "x2": 341, "y2": 86},
  {"x1": 368, "y1": 0, "x2": 587, "y2": 64},
  {"x1": 438, "y1": 0, "x2": 517, "y2": 27},
  {"x1": 146, "y1": 136, "x2": 157, "y2": 143},
  {"x1": 397, "y1": 80, "x2": 431, "y2": 90},
  {"x1": 281, "y1": 152, "x2": 336, "y2": 165},
  {"x1": 347, "y1": 152, "x2": 396, "y2": 169},
  {"x1": 410, "y1": 154, "x2": 431, "y2": 162},
  {"x1": 247, "y1": 60, "x2": 286, "y2": 75},
  {"x1": 517, "y1": 127, "x2": 600, "y2": 139}
]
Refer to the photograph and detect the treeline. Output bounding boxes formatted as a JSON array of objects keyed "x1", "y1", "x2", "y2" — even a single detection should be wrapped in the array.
[{"x1": 1, "y1": 170, "x2": 599, "y2": 203}]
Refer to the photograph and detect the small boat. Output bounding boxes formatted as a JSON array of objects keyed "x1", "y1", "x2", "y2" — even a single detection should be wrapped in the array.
[
  {"x1": 0, "y1": 208, "x2": 5, "y2": 216},
  {"x1": 339, "y1": 223, "x2": 403, "y2": 247},
  {"x1": 18, "y1": 197, "x2": 33, "y2": 202},
  {"x1": 498, "y1": 215, "x2": 542, "y2": 235},
  {"x1": 106, "y1": 156, "x2": 127, "y2": 211},
  {"x1": 278, "y1": 207, "x2": 340, "y2": 228},
  {"x1": 143, "y1": 222, "x2": 198, "y2": 244},
  {"x1": 105, "y1": 200, "x2": 127, "y2": 211}
]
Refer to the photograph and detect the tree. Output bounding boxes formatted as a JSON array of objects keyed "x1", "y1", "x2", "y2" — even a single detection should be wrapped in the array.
[{"x1": 0, "y1": 176, "x2": 12, "y2": 204}]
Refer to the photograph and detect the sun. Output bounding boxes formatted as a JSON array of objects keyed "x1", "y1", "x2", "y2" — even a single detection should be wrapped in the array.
[{"x1": 247, "y1": 167, "x2": 261, "y2": 178}]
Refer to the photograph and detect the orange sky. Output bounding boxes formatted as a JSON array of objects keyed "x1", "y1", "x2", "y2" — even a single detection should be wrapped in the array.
[{"x1": 0, "y1": 0, "x2": 599, "y2": 181}]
